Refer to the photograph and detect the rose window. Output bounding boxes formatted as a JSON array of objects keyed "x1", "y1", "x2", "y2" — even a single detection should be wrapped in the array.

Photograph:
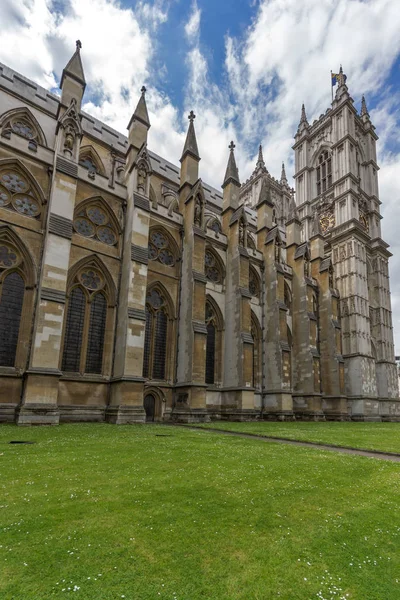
[
  {"x1": 205, "y1": 250, "x2": 222, "y2": 283},
  {"x1": 0, "y1": 245, "x2": 18, "y2": 268},
  {"x1": 148, "y1": 230, "x2": 175, "y2": 267},
  {"x1": 79, "y1": 269, "x2": 103, "y2": 291},
  {"x1": 0, "y1": 169, "x2": 41, "y2": 219},
  {"x1": 73, "y1": 204, "x2": 118, "y2": 246}
]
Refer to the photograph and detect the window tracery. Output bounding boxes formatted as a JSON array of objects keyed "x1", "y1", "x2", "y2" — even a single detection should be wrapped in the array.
[
  {"x1": 78, "y1": 147, "x2": 105, "y2": 180},
  {"x1": 61, "y1": 261, "x2": 112, "y2": 375},
  {"x1": 143, "y1": 288, "x2": 170, "y2": 380},
  {"x1": 148, "y1": 230, "x2": 175, "y2": 267},
  {"x1": 73, "y1": 204, "x2": 118, "y2": 246},
  {"x1": 249, "y1": 266, "x2": 260, "y2": 299},
  {"x1": 0, "y1": 168, "x2": 41, "y2": 219},
  {"x1": 205, "y1": 249, "x2": 223, "y2": 284},
  {"x1": 0, "y1": 242, "x2": 24, "y2": 367},
  {"x1": 0, "y1": 109, "x2": 46, "y2": 150}
]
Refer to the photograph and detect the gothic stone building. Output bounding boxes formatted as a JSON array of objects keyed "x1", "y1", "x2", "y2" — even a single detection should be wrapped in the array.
[{"x1": 0, "y1": 46, "x2": 398, "y2": 425}]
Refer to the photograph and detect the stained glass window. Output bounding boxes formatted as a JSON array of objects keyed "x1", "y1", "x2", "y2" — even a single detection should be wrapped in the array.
[
  {"x1": 205, "y1": 250, "x2": 222, "y2": 283},
  {"x1": 0, "y1": 272, "x2": 25, "y2": 367},
  {"x1": 61, "y1": 287, "x2": 85, "y2": 373},
  {"x1": 142, "y1": 289, "x2": 169, "y2": 381},
  {"x1": 12, "y1": 120, "x2": 35, "y2": 140},
  {"x1": 73, "y1": 204, "x2": 118, "y2": 246},
  {"x1": 85, "y1": 293, "x2": 107, "y2": 374},
  {"x1": 148, "y1": 229, "x2": 176, "y2": 267},
  {"x1": 0, "y1": 169, "x2": 41, "y2": 219}
]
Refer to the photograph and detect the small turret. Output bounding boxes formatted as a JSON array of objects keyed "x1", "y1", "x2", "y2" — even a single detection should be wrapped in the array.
[{"x1": 60, "y1": 40, "x2": 86, "y2": 111}]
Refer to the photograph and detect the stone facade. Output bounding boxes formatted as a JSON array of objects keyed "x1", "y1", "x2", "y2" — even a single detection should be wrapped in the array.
[{"x1": 0, "y1": 49, "x2": 398, "y2": 425}]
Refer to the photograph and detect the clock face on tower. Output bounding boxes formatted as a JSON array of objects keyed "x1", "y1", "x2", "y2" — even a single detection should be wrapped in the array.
[{"x1": 319, "y1": 210, "x2": 335, "y2": 233}]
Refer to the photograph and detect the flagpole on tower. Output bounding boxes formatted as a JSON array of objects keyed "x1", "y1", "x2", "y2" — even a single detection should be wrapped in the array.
[{"x1": 330, "y1": 70, "x2": 334, "y2": 103}]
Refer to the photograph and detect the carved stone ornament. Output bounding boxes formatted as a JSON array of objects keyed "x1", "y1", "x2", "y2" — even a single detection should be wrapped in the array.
[
  {"x1": 359, "y1": 211, "x2": 369, "y2": 233},
  {"x1": 319, "y1": 210, "x2": 335, "y2": 233},
  {"x1": 58, "y1": 98, "x2": 82, "y2": 159}
]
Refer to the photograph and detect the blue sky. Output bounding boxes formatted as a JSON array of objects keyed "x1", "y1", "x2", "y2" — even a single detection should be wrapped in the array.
[{"x1": 1, "y1": 0, "x2": 400, "y2": 348}]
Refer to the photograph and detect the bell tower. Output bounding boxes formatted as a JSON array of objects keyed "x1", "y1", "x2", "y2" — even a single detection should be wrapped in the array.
[{"x1": 292, "y1": 68, "x2": 399, "y2": 420}]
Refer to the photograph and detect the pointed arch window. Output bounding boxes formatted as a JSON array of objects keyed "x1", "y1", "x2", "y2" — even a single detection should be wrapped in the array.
[
  {"x1": 61, "y1": 265, "x2": 111, "y2": 375},
  {"x1": 0, "y1": 243, "x2": 25, "y2": 367},
  {"x1": 316, "y1": 151, "x2": 332, "y2": 196},
  {"x1": 205, "y1": 299, "x2": 223, "y2": 386},
  {"x1": 0, "y1": 166, "x2": 42, "y2": 219},
  {"x1": 251, "y1": 314, "x2": 262, "y2": 390},
  {"x1": 249, "y1": 265, "x2": 260, "y2": 300},
  {"x1": 73, "y1": 202, "x2": 119, "y2": 246},
  {"x1": 143, "y1": 289, "x2": 170, "y2": 381},
  {"x1": 205, "y1": 249, "x2": 223, "y2": 284},
  {"x1": 0, "y1": 108, "x2": 46, "y2": 150},
  {"x1": 79, "y1": 147, "x2": 105, "y2": 180}
]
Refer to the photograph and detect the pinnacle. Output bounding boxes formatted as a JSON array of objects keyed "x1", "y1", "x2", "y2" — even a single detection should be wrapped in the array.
[
  {"x1": 61, "y1": 40, "x2": 86, "y2": 88},
  {"x1": 361, "y1": 95, "x2": 370, "y2": 117},
  {"x1": 280, "y1": 161, "x2": 288, "y2": 184},
  {"x1": 222, "y1": 141, "x2": 240, "y2": 188},
  {"x1": 180, "y1": 110, "x2": 200, "y2": 162},
  {"x1": 132, "y1": 86, "x2": 150, "y2": 128}
]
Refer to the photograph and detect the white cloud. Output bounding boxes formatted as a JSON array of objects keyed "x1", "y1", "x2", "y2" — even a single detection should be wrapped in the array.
[{"x1": 184, "y1": 0, "x2": 201, "y2": 43}]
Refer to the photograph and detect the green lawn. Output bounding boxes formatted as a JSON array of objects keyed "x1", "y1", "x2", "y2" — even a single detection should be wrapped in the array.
[
  {"x1": 1, "y1": 424, "x2": 400, "y2": 600},
  {"x1": 198, "y1": 421, "x2": 400, "y2": 453}
]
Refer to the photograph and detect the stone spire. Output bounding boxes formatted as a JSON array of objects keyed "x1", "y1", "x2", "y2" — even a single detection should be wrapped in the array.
[
  {"x1": 222, "y1": 141, "x2": 240, "y2": 189},
  {"x1": 180, "y1": 110, "x2": 200, "y2": 162},
  {"x1": 299, "y1": 103, "x2": 309, "y2": 128},
  {"x1": 287, "y1": 193, "x2": 299, "y2": 222},
  {"x1": 280, "y1": 161, "x2": 288, "y2": 186},
  {"x1": 361, "y1": 95, "x2": 369, "y2": 117},
  {"x1": 60, "y1": 40, "x2": 86, "y2": 110},
  {"x1": 61, "y1": 40, "x2": 86, "y2": 90},
  {"x1": 256, "y1": 144, "x2": 265, "y2": 169},
  {"x1": 130, "y1": 85, "x2": 150, "y2": 128}
]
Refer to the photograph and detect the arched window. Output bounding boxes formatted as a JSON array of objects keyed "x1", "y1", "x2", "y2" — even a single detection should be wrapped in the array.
[
  {"x1": 316, "y1": 150, "x2": 332, "y2": 196},
  {"x1": 205, "y1": 249, "x2": 224, "y2": 284},
  {"x1": 205, "y1": 299, "x2": 223, "y2": 386},
  {"x1": 0, "y1": 270, "x2": 25, "y2": 367},
  {"x1": 143, "y1": 288, "x2": 170, "y2": 381},
  {"x1": 249, "y1": 265, "x2": 260, "y2": 300},
  {"x1": 148, "y1": 229, "x2": 177, "y2": 267},
  {"x1": 251, "y1": 312, "x2": 262, "y2": 390},
  {"x1": 0, "y1": 165, "x2": 42, "y2": 219},
  {"x1": 61, "y1": 262, "x2": 113, "y2": 375},
  {"x1": 0, "y1": 238, "x2": 32, "y2": 367},
  {"x1": 73, "y1": 200, "x2": 119, "y2": 246},
  {"x1": 0, "y1": 107, "x2": 46, "y2": 149},
  {"x1": 79, "y1": 146, "x2": 106, "y2": 179}
]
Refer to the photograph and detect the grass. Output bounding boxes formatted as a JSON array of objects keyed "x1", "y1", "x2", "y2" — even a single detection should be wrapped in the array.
[
  {"x1": 0, "y1": 423, "x2": 399, "y2": 600},
  {"x1": 198, "y1": 421, "x2": 400, "y2": 454}
]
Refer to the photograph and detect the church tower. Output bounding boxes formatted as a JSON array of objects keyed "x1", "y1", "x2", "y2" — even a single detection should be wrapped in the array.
[{"x1": 293, "y1": 68, "x2": 399, "y2": 420}]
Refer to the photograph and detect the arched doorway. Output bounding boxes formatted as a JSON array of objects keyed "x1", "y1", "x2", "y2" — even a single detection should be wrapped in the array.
[{"x1": 144, "y1": 394, "x2": 156, "y2": 422}]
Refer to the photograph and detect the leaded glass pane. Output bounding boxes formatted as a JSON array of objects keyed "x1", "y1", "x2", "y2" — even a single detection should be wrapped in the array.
[
  {"x1": 74, "y1": 218, "x2": 95, "y2": 237},
  {"x1": 0, "y1": 185, "x2": 11, "y2": 207},
  {"x1": 12, "y1": 120, "x2": 35, "y2": 139},
  {"x1": 147, "y1": 289, "x2": 163, "y2": 309},
  {"x1": 0, "y1": 245, "x2": 18, "y2": 268},
  {"x1": 205, "y1": 322, "x2": 216, "y2": 384},
  {"x1": 87, "y1": 207, "x2": 107, "y2": 225},
  {"x1": 143, "y1": 308, "x2": 152, "y2": 378},
  {"x1": 97, "y1": 226, "x2": 117, "y2": 245},
  {"x1": 159, "y1": 249, "x2": 174, "y2": 266},
  {"x1": 1, "y1": 172, "x2": 28, "y2": 193},
  {"x1": 13, "y1": 195, "x2": 40, "y2": 217},
  {"x1": 85, "y1": 293, "x2": 107, "y2": 374},
  {"x1": 79, "y1": 157, "x2": 97, "y2": 172},
  {"x1": 153, "y1": 310, "x2": 167, "y2": 380},
  {"x1": 79, "y1": 269, "x2": 102, "y2": 291},
  {"x1": 151, "y1": 231, "x2": 167, "y2": 248},
  {"x1": 0, "y1": 272, "x2": 24, "y2": 367},
  {"x1": 61, "y1": 287, "x2": 85, "y2": 372}
]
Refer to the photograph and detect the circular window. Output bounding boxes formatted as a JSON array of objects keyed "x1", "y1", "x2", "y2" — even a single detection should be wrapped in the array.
[
  {"x1": 97, "y1": 226, "x2": 117, "y2": 245},
  {"x1": 0, "y1": 245, "x2": 19, "y2": 268},
  {"x1": 13, "y1": 195, "x2": 40, "y2": 217},
  {"x1": 1, "y1": 172, "x2": 29, "y2": 194},
  {"x1": 79, "y1": 269, "x2": 103, "y2": 291},
  {"x1": 74, "y1": 218, "x2": 96, "y2": 237},
  {"x1": 87, "y1": 206, "x2": 108, "y2": 225}
]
